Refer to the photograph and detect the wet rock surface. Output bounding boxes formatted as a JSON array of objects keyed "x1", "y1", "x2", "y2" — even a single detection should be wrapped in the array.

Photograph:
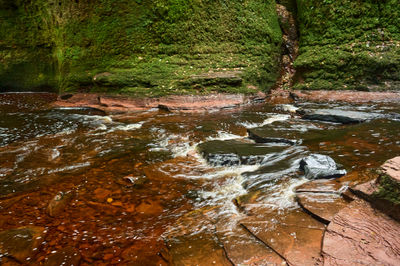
[
  {"x1": 382, "y1": 156, "x2": 400, "y2": 182},
  {"x1": 1, "y1": 93, "x2": 400, "y2": 265},
  {"x1": 296, "y1": 192, "x2": 351, "y2": 224},
  {"x1": 322, "y1": 200, "x2": 400, "y2": 265},
  {"x1": 0, "y1": 226, "x2": 44, "y2": 263},
  {"x1": 301, "y1": 109, "x2": 383, "y2": 124},
  {"x1": 215, "y1": 220, "x2": 285, "y2": 265},
  {"x1": 300, "y1": 154, "x2": 347, "y2": 179},
  {"x1": 247, "y1": 119, "x2": 328, "y2": 145},
  {"x1": 197, "y1": 140, "x2": 286, "y2": 166},
  {"x1": 46, "y1": 191, "x2": 73, "y2": 217},
  {"x1": 291, "y1": 90, "x2": 400, "y2": 103},
  {"x1": 247, "y1": 126, "x2": 298, "y2": 145},
  {"x1": 53, "y1": 93, "x2": 266, "y2": 113},
  {"x1": 44, "y1": 246, "x2": 81, "y2": 266},
  {"x1": 351, "y1": 157, "x2": 400, "y2": 221},
  {"x1": 241, "y1": 208, "x2": 325, "y2": 265}
]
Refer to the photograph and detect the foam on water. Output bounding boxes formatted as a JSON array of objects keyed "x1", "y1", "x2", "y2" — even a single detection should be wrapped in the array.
[
  {"x1": 206, "y1": 131, "x2": 244, "y2": 141},
  {"x1": 239, "y1": 113, "x2": 291, "y2": 129}
]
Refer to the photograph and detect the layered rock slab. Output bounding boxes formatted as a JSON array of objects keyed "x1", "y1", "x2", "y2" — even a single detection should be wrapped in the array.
[
  {"x1": 296, "y1": 193, "x2": 350, "y2": 224},
  {"x1": 241, "y1": 208, "x2": 325, "y2": 265},
  {"x1": 197, "y1": 140, "x2": 286, "y2": 166},
  {"x1": 0, "y1": 226, "x2": 45, "y2": 263},
  {"x1": 301, "y1": 109, "x2": 382, "y2": 124},
  {"x1": 322, "y1": 200, "x2": 400, "y2": 265},
  {"x1": 351, "y1": 156, "x2": 400, "y2": 221}
]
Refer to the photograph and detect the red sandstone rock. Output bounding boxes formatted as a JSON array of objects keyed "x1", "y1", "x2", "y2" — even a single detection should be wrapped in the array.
[
  {"x1": 241, "y1": 207, "x2": 325, "y2": 265},
  {"x1": 382, "y1": 156, "x2": 400, "y2": 183},
  {"x1": 52, "y1": 93, "x2": 266, "y2": 113},
  {"x1": 292, "y1": 90, "x2": 400, "y2": 103},
  {"x1": 296, "y1": 192, "x2": 351, "y2": 224},
  {"x1": 322, "y1": 200, "x2": 400, "y2": 265},
  {"x1": 0, "y1": 226, "x2": 45, "y2": 263}
]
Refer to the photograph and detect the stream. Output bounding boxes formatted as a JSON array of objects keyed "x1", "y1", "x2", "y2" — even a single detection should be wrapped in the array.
[{"x1": 0, "y1": 93, "x2": 399, "y2": 265}]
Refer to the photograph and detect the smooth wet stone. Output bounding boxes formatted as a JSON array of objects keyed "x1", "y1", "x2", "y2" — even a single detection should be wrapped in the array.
[
  {"x1": 46, "y1": 191, "x2": 73, "y2": 217},
  {"x1": 301, "y1": 109, "x2": 382, "y2": 124},
  {"x1": 247, "y1": 119, "x2": 329, "y2": 145},
  {"x1": 273, "y1": 104, "x2": 299, "y2": 114},
  {"x1": 295, "y1": 179, "x2": 344, "y2": 193},
  {"x1": 300, "y1": 154, "x2": 346, "y2": 179},
  {"x1": 381, "y1": 156, "x2": 400, "y2": 183},
  {"x1": 322, "y1": 200, "x2": 400, "y2": 265},
  {"x1": 296, "y1": 192, "x2": 351, "y2": 224},
  {"x1": 247, "y1": 126, "x2": 298, "y2": 145},
  {"x1": 163, "y1": 209, "x2": 231, "y2": 265},
  {"x1": 166, "y1": 234, "x2": 232, "y2": 266},
  {"x1": 241, "y1": 208, "x2": 325, "y2": 265},
  {"x1": 0, "y1": 226, "x2": 44, "y2": 262},
  {"x1": 350, "y1": 179, "x2": 379, "y2": 199},
  {"x1": 214, "y1": 218, "x2": 285, "y2": 265},
  {"x1": 351, "y1": 157, "x2": 400, "y2": 221},
  {"x1": 197, "y1": 140, "x2": 286, "y2": 166},
  {"x1": 44, "y1": 247, "x2": 81, "y2": 266}
]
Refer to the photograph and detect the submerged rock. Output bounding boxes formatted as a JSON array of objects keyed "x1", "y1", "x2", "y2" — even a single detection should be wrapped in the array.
[
  {"x1": 300, "y1": 154, "x2": 346, "y2": 179},
  {"x1": 301, "y1": 109, "x2": 382, "y2": 124},
  {"x1": 247, "y1": 126, "x2": 298, "y2": 145},
  {"x1": 44, "y1": 246, "x2": 81, "y2": 266},
  {"x1": 351, "y1": 156, "x2": 400, "y2": 221},
  {"x1": 197, "y1": 139, "x2": 285, "y2": 166},
  {"x1": 0, "y1": 226, "x2": 44, "y2": 263},
  {"x1": 46, "y1": 191, "x2": 73, "y2": 217},
  {"x1": 241, "y1": 208, "x2": 325, "y2": 265},
  {"x1": 296, "y1": 192, "x2": 351, "y2": 224},
  {"x1": 322, "y1": 200, "x2": 400, "y2": 265}
]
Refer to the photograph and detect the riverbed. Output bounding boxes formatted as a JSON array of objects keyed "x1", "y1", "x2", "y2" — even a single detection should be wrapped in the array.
[{"x1": 0, "y1": 93, "x2": 399, "y2": 265}]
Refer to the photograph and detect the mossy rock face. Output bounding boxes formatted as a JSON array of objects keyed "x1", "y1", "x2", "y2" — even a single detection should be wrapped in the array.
[
  {"x1": 0, "y1": 0, "x2": 282, "y2": 95},
  {"x1": 294, "y1": 0, "x2": 400, "y2": 91}
]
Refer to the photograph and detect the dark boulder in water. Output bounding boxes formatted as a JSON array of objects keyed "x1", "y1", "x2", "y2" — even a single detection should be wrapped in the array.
[
  {"x1": 300, "y1": 109, "x2": 383, "y2": 124},
  {"x1": 300, "y1": 154, "x2": 346, "y2": 179},
  {"x1": 197, "y1": 139, "x2": 286, "y2": 166}
]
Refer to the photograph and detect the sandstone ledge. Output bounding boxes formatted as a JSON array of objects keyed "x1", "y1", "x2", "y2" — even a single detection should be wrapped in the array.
[{"x1": 52, "y1": 93, "x2": 266, "y2": 114}]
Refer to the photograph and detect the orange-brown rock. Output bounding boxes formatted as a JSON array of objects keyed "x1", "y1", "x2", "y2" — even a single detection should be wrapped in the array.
[
  {"x1": 241, "y1": 208, "x2": 325, "y2": 265},
  {"x1": 381, "y1": 156, "x2": 400, "y2": 183},
  {"x1": 296, "y1": 192, "x2": 351, "y2": 224},
  {"x1": 292, "y1": 90, "x2": 400, "y2": 103},
  {"x1": 53, "y1": 93, "x2": 266, "y2": 113},
  {"x1": 44, "y1": 246, "x2": 81, "y2": 266},
  {"x1": 322, "y1": 200, "x2": 400, "y2": 265},
  {"x1": 215, "y1": 218, "x2": 285, "y2": 265},
  {"x1": 0, "y1": 226, "x2": 45, "y2": 263}
]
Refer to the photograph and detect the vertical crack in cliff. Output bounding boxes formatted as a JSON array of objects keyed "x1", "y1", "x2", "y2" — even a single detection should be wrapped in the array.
[{"x1": 274, "y1": 2, "x2": 299, "y2": 90}]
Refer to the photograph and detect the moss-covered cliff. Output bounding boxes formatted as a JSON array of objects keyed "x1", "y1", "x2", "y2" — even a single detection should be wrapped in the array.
[
  {"x1": 0, "y1": 0, "x2": 282, "y2": 94},
  {"x1": 1, "y1": 0, "x2": 399, "y2": 94},
  {"x1": 294, "y1": 0, "x2": 400, "y2": 91}
]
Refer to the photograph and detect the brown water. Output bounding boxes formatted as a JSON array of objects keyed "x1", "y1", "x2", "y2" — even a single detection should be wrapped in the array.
[{"x1": 0, "y1": 93, "x2": 399, "y2": 265}]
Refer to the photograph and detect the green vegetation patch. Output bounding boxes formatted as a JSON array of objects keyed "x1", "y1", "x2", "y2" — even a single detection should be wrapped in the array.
[
  {"x1": 294, "y1": 0, "x2": 400, "y2": 91},
  {"x1": 0, "y1": 0, "x2": 282, "y2": 95},
  {"x1": 373, "y1": 174, "x2": 400, "y2": 205}
]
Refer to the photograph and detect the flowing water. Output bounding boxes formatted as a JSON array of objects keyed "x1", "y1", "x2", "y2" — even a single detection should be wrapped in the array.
[{"x1": 0, "y1": 93, "x2": 399, "y2": 265}]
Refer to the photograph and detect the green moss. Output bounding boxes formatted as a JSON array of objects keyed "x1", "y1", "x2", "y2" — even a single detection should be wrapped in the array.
[
  {"x1": 373, "y1": 175, "x2": 400, "y2": 205},
  {"x1": 0, "y1": 0, "x2": 282, "y2": 95},
  {"x1": 294, "y1": 0, "x2": 400, "y2": 91}
]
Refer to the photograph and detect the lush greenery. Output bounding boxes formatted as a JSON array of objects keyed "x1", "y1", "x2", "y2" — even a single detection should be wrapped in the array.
[
  {"x1": 294, "y1": 0, "x2": 400, "y2": 90},
  {"x1": 1, "y1": 0, "x2": 400, "y2": 93},
  {"x1": 373, "y1": 174, "x2": 400, "y2": 205},
  {"x1": 0, "y1": 0, "x2": 282, "y2": 95}
]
